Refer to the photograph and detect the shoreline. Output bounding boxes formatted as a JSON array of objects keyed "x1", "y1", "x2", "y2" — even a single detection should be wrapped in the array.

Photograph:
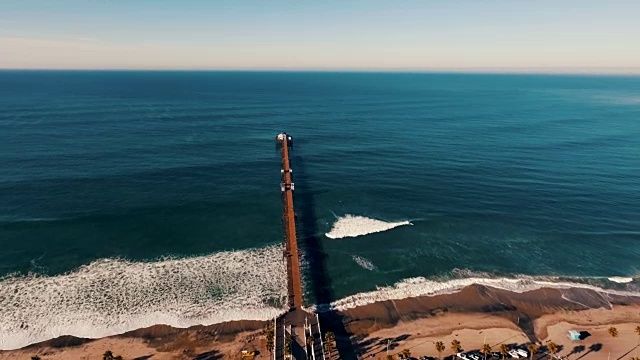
[
  {"x1": 334, "y1": 284, "x2": 640, "y2": 339},
  {"x1": 3, "y1": 284, "x2": 640, "y2": 359}
]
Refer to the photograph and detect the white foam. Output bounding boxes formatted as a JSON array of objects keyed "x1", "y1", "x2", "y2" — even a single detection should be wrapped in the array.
[
  {"x1": 325, "y1": 215, "x2": 412, "y2": 239},
  {"x1": 321, "y1": 275, "x2": 640, "y2": 312},
  {"x1": 0, "y1": 245, "x2": 287, "y2": 350},
  {"x1": 608, "y1": 276, "x2": 633, "y2": 283},
  {"x1": 352, "y1": 255, "x2": 377, "y2": 271}
]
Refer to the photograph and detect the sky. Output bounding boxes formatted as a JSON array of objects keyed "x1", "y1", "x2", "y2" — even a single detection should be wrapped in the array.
[{"x1": 1, "y1": 0, "x2": 640, "y2": 72}]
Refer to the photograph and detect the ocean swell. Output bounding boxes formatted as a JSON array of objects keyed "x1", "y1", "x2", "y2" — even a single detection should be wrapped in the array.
[
  {"x1": 325, "y1": 215, "x2": 412, "y2": 239},
  {"x1": 0, "y1": 245, "x2": 287, "y2": 350}
]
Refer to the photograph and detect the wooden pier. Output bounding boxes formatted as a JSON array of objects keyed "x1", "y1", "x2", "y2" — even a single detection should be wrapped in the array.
[{"x1": 276, "y1": 132, "x2": 303, "y2": 309}]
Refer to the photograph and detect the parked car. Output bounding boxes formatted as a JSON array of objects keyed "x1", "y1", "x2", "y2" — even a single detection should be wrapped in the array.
[
  {"x1": 515, "y1": 349, "x2": 528, "y2": 358},
  {"x1": 456, "y1": 353, "x2": 470, "y2": 360},
  {"x1": 241, "y1": 350, "x2": 256, "y2": 358},
  {"x1": 508, "y1": 349, "x2": 521, "y2": 358},
  {"x1": 469, "y1": 354, "x2": 481, "y2": 360}
]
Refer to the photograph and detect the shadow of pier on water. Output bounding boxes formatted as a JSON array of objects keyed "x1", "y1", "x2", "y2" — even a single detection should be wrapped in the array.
[{"x1": 292, "y1": 150, "x2": 357, "y2": 360}]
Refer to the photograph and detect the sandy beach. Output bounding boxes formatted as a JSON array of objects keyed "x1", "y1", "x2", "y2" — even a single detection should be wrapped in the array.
[
  {"x1": 351, "y1": 309, "x2": 640, "y2": 359},
  {"x1": 0, "y1": 321, "x2": 269, "y2": 360},
  {"x1": 2, "y1": 285, "x2": 640, "y2": 359}
]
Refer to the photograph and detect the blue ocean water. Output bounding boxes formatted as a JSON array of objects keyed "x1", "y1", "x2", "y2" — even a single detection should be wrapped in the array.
[{"x1": 1, "y1": 71, "x2": 639, "y2": 347}]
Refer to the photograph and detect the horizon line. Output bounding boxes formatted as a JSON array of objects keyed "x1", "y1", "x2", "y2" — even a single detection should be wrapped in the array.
[{"x1": 2, "y1": 67, "x2": 640, "y2": 76}]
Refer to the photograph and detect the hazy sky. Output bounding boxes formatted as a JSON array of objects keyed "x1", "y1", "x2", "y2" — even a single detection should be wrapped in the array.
[{"x1": 1, "y1": 0, "x2": 640, "y2": 72}]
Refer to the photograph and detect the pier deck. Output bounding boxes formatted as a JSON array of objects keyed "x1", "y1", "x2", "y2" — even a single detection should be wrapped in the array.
[{"x1": 277, "y1": 133, "x2": 303, "y2": 309}]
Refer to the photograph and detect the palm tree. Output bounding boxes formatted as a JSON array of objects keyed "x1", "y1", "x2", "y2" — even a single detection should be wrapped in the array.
[
  {"x1": 325, "y1": 331, "x2": 335, "y2": 358},
  {"x1": 481, "y1": 343, "x2": 492, "y2": 360},
  {"x1": 451, "y1": 339, "x2": 462, "y2": 357},
  {"x1": 435, "y1": 341, "x2": 446, "y2": 359},
  {"x1": 266, "y1": 328, "x2": 275, "y2": 354},
  {"x1": 103, "y1": 350, "x2": 114, "y2": 360},
  {"x1": 607, "y1": 327, "x2": 619, "y2": 360},
  {"x1": 548, "y1": 342, "x2": 559, "y2": 359},
  {"x1": 527, "y1": 344, "x2": 539, "y2": 360},
  {"x1": 307, "y1": 335, "x2": 315, "y2": 356},
  {"x1": 325, "y1": 331, "x2": 335, "y2": 343},
  {"x1": 609, "y1": 327, "x2": 619, "y2": 338},
  {"x1": 400, "y1": 348, "x2": 411, "y2": 359},
  {"x1": 499, "y1": 344, "x2": 510, "y2": 359},
  {"x1": 266, "y1": 326, "x2": 275, "y2": 337}
]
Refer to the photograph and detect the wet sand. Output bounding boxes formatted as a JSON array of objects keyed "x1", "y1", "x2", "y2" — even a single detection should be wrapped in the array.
[{"x1": 3, "y1": 285, "x2": 639, "y2": 359}]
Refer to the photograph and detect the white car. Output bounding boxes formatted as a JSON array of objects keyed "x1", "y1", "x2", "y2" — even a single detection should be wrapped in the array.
[
  {"x1": 456, "y1": 353, "x2": 470, "y2": 360},
  {"x1": 516, "y1": 349, "x2": 528, "y2": 357},
  {"x1": 508, "y1": 349, "x2": 521, "y2": 358},
  {"x1": 469, "y1": 354, "x2": 481, "y2": 360}
]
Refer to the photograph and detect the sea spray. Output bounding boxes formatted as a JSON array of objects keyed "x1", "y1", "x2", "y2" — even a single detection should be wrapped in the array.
[
  {"x1": 0, "y1": 245, "x2": 287, "y2": 350},
  {"x1": 325, "y1": 215, "x2": 412, "y2": 239},
  {"x1": 351, "y1": 255, "x2": 378, "y2": 271}
]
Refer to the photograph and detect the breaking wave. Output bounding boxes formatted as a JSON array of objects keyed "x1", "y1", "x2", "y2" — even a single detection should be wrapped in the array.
[
  {"x1": 352, "y1": 255, "x2": 377, "y2": 271},
  {"x1": 325, "y1": 215, "x2": 412, "y2": 239},
  {"x1": 0, "y1": 245, "x2": 287, "y2": 350},
  {"x1": 317, "y1": 273, "x2": 640, "y2": 312}
]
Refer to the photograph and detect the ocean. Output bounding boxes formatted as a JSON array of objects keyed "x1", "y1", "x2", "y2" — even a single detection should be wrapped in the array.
[{"x1": 1, "y1": 71, "x2": 639, "y2": 349}]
